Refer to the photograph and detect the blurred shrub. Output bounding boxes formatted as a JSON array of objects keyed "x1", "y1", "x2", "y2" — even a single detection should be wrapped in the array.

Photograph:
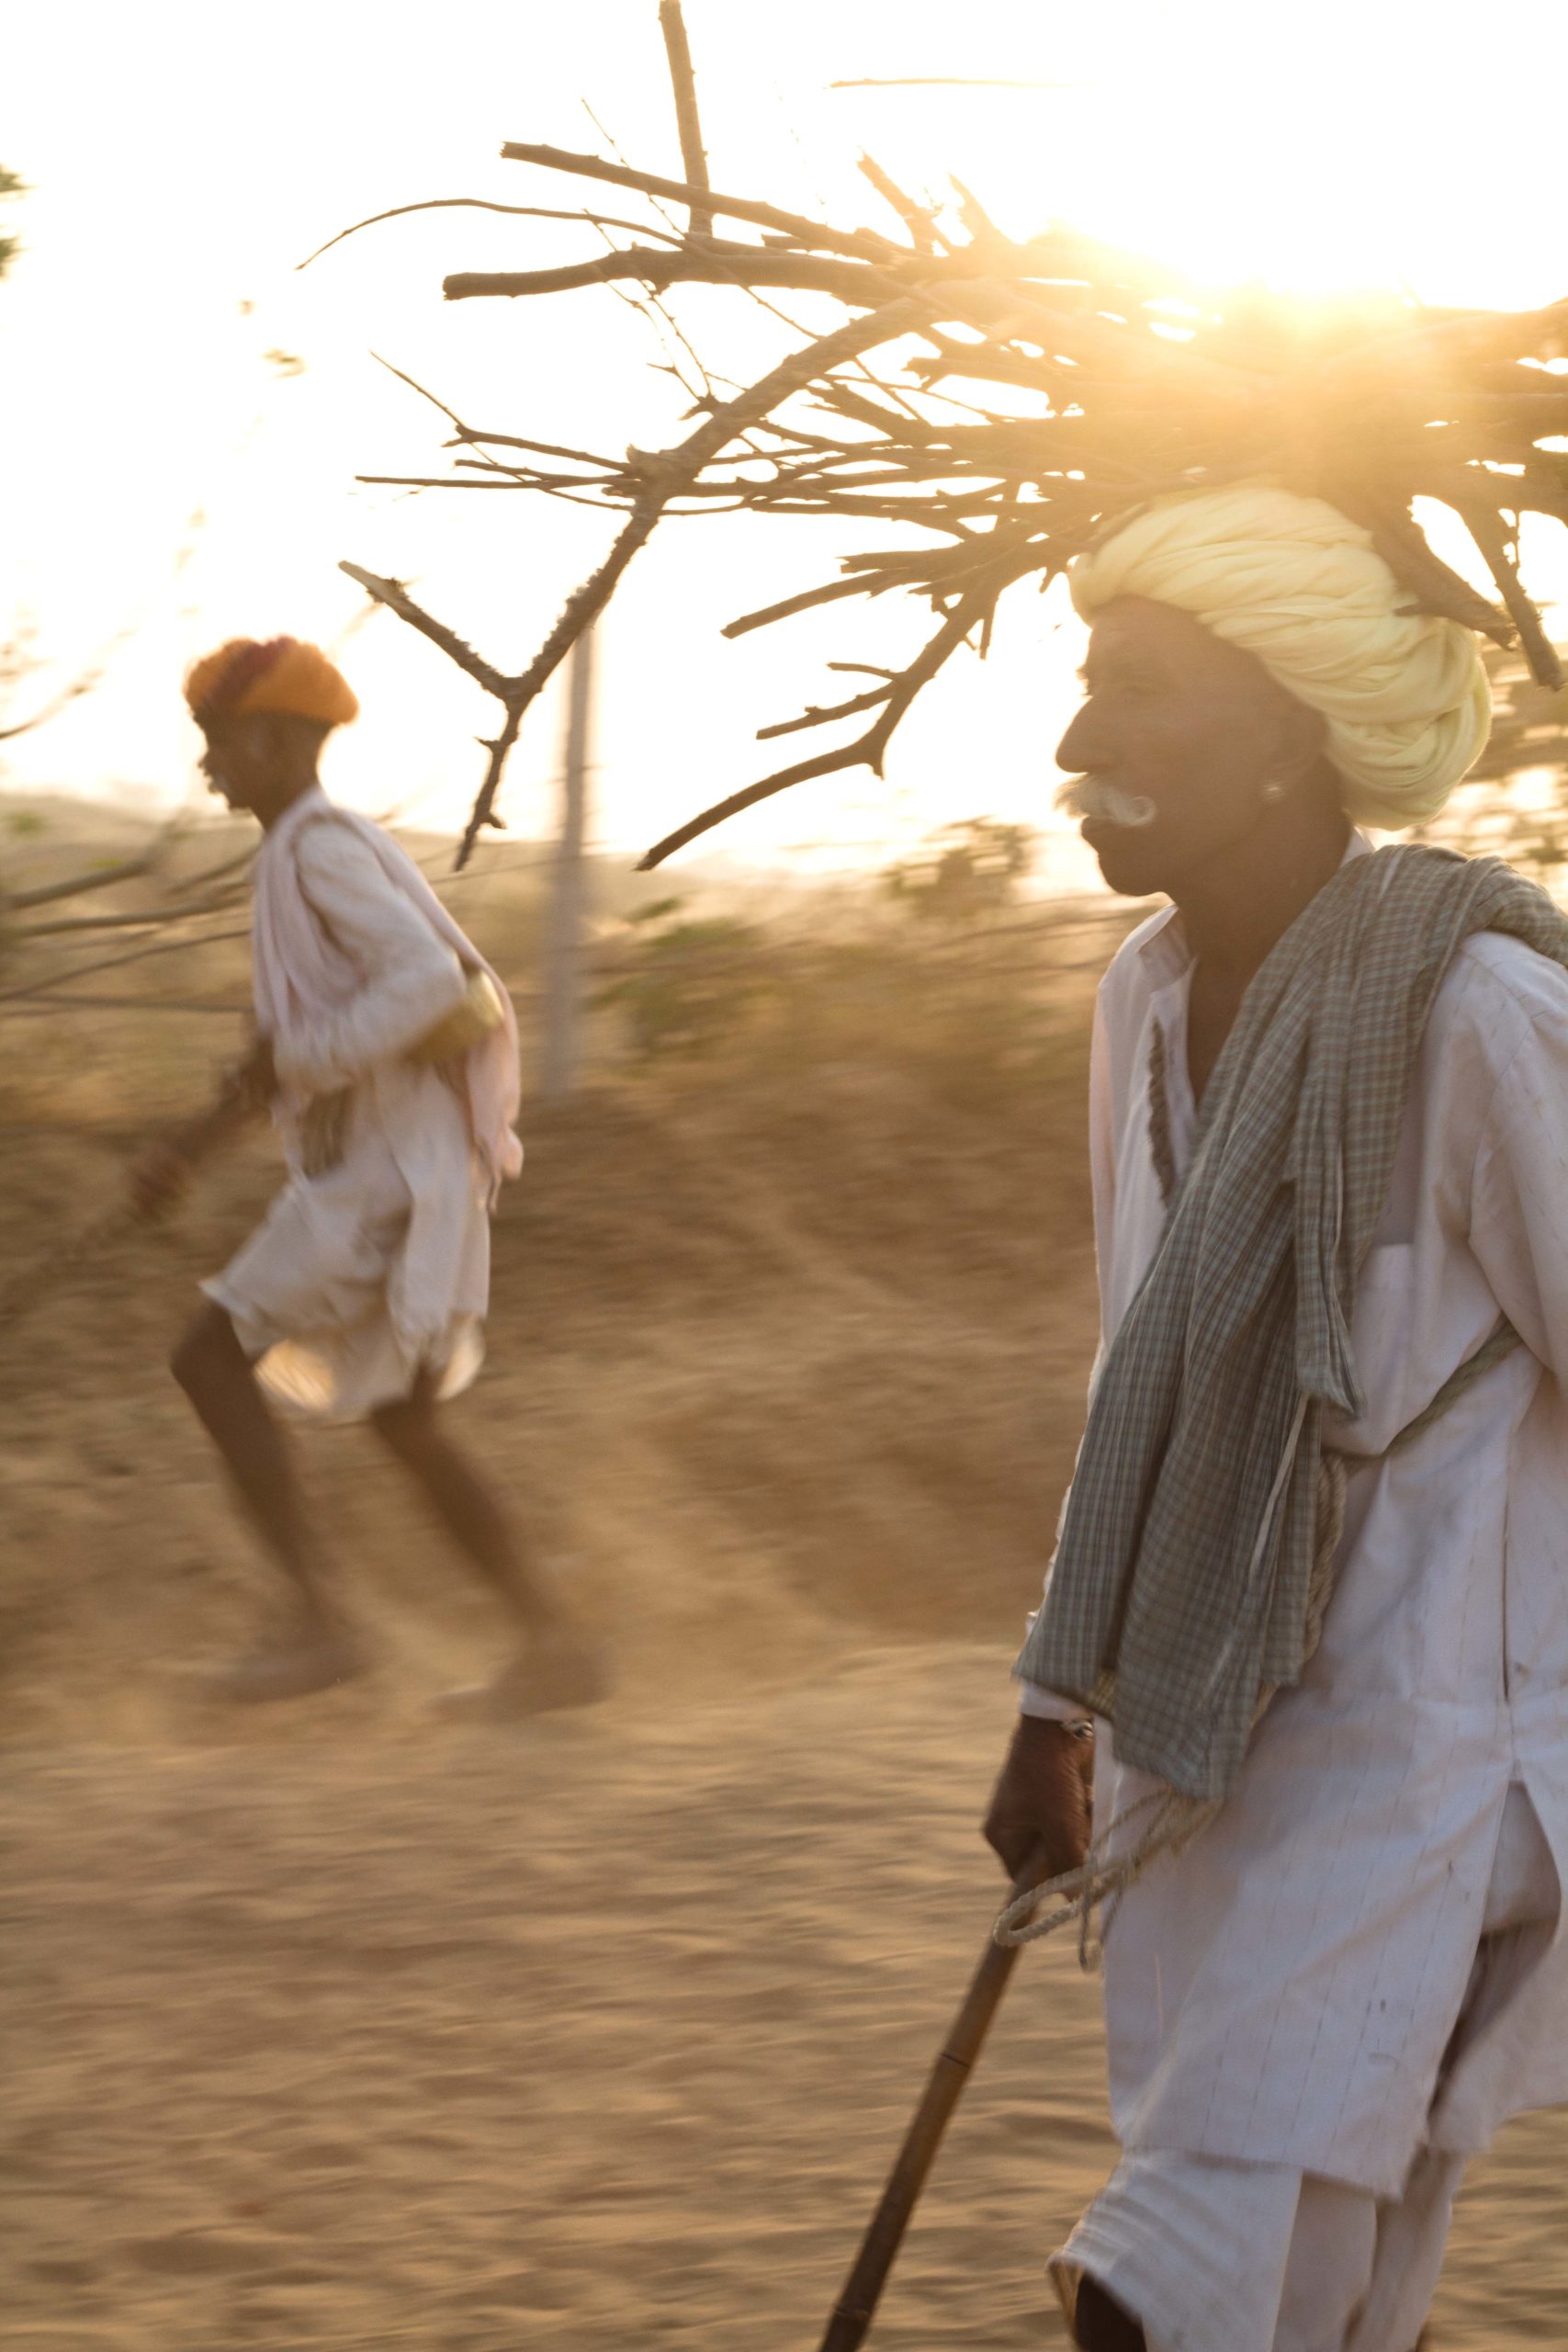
[
  {"x1": 593, "y1": 897, "x2": 775, "y2": 1061},
  {"x1": 781, "y1": 938, "x2": 1061, "y2": 1109},
  {"x1": 883, "y1": 818, "x2": 1037, "y2": 926},
  {"x1": 599, "y1": 832, "x2": 1112, "y2": 1112},
  {"x1": 0, "y1": 164, "x2": 24, "y2": 282}
]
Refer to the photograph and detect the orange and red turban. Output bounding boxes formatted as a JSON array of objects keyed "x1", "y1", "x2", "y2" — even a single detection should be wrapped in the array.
[{"x1": 185, "y1": 637, "x2": 359, "y2": 731}]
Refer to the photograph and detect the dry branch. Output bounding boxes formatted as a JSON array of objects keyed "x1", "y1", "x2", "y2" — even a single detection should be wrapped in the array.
[
  {"x1": 457, "y1": 294, "x2": 928, "y2": 863},
  {"x1": 339, "y1": 6, "x2": 1568, "y2": 866},
  {"x1": 723, "y1": 576, "x2": 886, "y2": 638},
  {"x1": 356, "y1": 476, "x2": 535, "y2": 492},
  {"x1": 0, "y1": 668, "x2": 109, "y2": 744},
  {"x1": 0, "y1": 992, "x2": 250, "y2": 1017},
  {"x1": 658, "y1": 1, "x2": 713, "y2": 240},
  {"x1": 858, "y1": 154, "x2": 943, "y2": 254},
  {"x1": 757, "y1": 681, "x2": 894, "y2": 739},
  {"x1": 297, "y1": 196, "x2": 685, "y2": 273},
  {"x1": 337, "y1": 565, "x2": 511, "y2": 699},
  {"x1": 640, "y1": 540, "x2": 1043, "y2": 867},
  {"x1": 3, "y1": 854, "x2": 154, "y2": 912},
  {"x1": 498, "y1": 141, "x2": 901, "y2": 263},
  {"x1": 14, "y1": 892, "x2": 244, "y2": 942},
  {"x1": 1456, "y1": 501, "x2": 1566, "y2": 690},
  {"x1": 445, "y1": 247, "x2": 905, "y2": 305},
  {"x1": 0, "y1": 925, "x2": 253, "y2": 1006},
  {"x1": 444, "y1": 427, "x2": 619, "y2": 466}
]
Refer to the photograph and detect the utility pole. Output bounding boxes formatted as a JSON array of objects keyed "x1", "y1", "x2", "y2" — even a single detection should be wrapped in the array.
[
  {"x1": 538, "y1": 6, "x2": 694, "y2": 1097},
  {"x1": 538, "y1": 623, "x2": 594, "y2": 1099}
]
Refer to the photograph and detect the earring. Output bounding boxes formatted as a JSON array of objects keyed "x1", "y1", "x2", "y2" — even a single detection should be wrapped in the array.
[{"x1": 1261, "y1": 776, "x2": 1290, "y2": 803}]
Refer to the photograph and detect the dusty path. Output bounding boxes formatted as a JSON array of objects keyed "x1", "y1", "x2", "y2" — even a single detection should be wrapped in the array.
[
  {"x1": 3, "y1": 1015, "x2": 1565, "y2": 2344},
  {"x1": 4, "y1": 1647, "x2": 1566, "y2": 2351}
]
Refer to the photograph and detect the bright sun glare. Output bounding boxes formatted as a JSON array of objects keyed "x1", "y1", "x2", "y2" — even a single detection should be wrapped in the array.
[{"x1": 842, "y1": 6, "x2": 1565, "y2": 311}]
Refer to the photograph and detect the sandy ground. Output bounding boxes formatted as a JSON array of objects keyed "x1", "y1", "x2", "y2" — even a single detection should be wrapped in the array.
[
  {"x1": 2, "y1": 1043, "x2": 1566, "y2": 2345},
  {"x1": 5, "y1": 1655, "x2": 1567, "y2": 2350},
  {"x1": 2, "y1": 1650, "x2": 1109, "y2": 2351}
]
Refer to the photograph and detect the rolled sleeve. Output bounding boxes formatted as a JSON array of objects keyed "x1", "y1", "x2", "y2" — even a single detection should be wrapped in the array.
[{"x1": 1018, "y1": 1682, "x2": 1093, "y2": 1723}]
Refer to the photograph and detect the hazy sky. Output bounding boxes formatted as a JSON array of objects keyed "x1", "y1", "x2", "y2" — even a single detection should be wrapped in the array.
[{"x1": 6, "y1": 0, "x2": 1568, "y2": 876}]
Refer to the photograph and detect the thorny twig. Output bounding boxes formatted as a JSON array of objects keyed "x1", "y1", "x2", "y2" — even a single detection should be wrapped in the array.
[
  {"x1": 296, "y1": 196, "x2": 686, "y2": 273},
  {"x1": 658, "y1": 1, "x2": 713, "y2": 241},
  {"x1": 336, "y1": 565, "x2": 511, "y2": 699}
]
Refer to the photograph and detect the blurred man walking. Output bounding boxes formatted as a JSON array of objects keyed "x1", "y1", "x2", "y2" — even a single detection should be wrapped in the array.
[{"x1": 135, "y1": 635, "x2": 604, "y2": 1713}]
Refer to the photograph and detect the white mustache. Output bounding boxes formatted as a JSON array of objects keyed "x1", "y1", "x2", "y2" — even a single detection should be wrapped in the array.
[{"x1": 1056, "y1": 776, "x2": 1156, "y2": 831}]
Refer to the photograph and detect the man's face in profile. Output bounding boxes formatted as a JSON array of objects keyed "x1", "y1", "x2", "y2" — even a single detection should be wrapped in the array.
[{"x1": 1056, "y1": 595, "x2": 1315, "y2": 899}]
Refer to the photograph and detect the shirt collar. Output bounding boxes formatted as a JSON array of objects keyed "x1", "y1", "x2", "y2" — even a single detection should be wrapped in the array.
[{"x1": 1135, "y1": 828, "x2": 1372, "y2": 989}]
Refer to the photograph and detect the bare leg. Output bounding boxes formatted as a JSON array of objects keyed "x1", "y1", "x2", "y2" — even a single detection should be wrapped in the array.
[
  {"x1": 371, "y1": 1371, "x2": 607, "y2": 1713},
  {"x1": 171, "y1": 1303, "x2": 359, "y2": 1699},
  {"x1": 371, "y1": 1371, "x2": 560, "y2": 1632}
]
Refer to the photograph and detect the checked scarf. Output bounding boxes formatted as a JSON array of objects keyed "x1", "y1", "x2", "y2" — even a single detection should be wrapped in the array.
[{"x1": 1018, "y1": 844, "x2": 1568, "y2": 1804}]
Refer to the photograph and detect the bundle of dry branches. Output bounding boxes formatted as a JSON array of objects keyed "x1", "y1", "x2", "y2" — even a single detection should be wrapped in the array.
[{"x1": 325, "y1": 6, "x2": 1568, "y2": 868}]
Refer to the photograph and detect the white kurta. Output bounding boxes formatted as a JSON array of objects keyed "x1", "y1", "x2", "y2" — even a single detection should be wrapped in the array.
[
  {"x1": 1026, "y1": 845, "x2": 1568, "y2": 2197},
  {"x1": 205, "y1": 819, "x2": 492, "y2": 1422}
]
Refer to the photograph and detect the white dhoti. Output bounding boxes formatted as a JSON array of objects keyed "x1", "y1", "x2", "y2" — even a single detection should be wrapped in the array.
[
  {"x1": 1052, "y1": 1786, "x2": 1559, "y2": 2350},
  {"x1": 1054, "y1": 2145, "x2": 1461, "y2": 2352},
  {"x1": 204, "y1": 1068, "x2": 492, "y2": 1423}
]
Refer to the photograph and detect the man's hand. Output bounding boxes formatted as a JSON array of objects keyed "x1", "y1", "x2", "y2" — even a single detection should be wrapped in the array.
[
  {"x1": 125, "y1": 1036, "x2": 276, "y2": 1223},
  {"x1": 983, "y1": 1714, "x2": 1095, "y2": 1883},
  {"x1": 128, "y1": 1136, "x2": 195, "y2": 1224},
  {"x1": 227, "y1": 1033, "x2": 276, "y2": 1113}
]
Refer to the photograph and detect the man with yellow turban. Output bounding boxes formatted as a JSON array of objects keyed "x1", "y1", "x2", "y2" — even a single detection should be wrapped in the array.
[
  {"x1": 978, "y1": 487, "x2": 1568, "y2": 2350},
  {"x1": 133, "y1": 636, "x2": 604, "y2": 1713}
]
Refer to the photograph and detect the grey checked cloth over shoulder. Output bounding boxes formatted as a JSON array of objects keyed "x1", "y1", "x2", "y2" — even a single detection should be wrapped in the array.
[{"x1": 1018, "y1": 845, "x2": 1568, "y2": 1803}]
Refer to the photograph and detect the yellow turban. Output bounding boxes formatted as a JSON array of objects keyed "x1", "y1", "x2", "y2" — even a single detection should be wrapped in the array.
[
  {"x1": 185, "y1": 637, "x2": 359, "y2": 730},
  {"x1": 1068, "y1": 484, "x2": 1492, "y2": 830}
]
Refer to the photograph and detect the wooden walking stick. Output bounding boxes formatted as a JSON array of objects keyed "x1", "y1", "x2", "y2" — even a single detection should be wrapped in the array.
[{"x1": 817, "y1": 1845, "x2": 1048, "y2": 2352}]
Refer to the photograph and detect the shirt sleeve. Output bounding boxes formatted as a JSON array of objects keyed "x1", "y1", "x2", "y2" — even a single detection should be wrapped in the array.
[
  {"x1": 1087, "y1": 986, "x2": 1119, "y2": 1355},
  {"x1": 1018, "y1": 1682, "x2": 1093, "y2": 1723},
  {"x1": 1468, "y1": 967, "x2": 1568, "y2": 1385},
  {"x1": 275, "y1": 821, "x2": 469, "y2": 1093},
  {"x1": 1016, "y1": 1503, "x2": 1094, "y2": 1718},
  {"x1": 1012, "y1": 987, "x2": 1119, "y2": 1724}
]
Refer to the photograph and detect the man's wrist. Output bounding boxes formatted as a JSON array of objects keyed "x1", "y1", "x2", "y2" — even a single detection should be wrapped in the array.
[
  {"x1": 1017, "y1": 1680, "x2": 1092, "y2": 1727},
  {"x1": 1016, "y1": 1712, "x2": 1093, "y2": 1743}
]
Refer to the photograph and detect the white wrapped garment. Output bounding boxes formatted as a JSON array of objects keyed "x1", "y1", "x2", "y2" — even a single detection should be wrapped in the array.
[
  {"x1": 1025, "y1": 837, "x2": 1568, "y2": 2195},
  {"x1": 204, "y1": 807, "x2": 511, "y2": 1422},
  {"x1": 1053, "y1": 2143, "x2": 1463, "y2": 2352}
]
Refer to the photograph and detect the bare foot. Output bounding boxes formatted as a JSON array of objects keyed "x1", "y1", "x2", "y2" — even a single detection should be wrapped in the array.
[
  {"x1": 436, "y1": 1630, "x2": 611, "y2": 1722},
  {"x1": 202, "y1": 1623, "x2": 364, "y2": 1705}
]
